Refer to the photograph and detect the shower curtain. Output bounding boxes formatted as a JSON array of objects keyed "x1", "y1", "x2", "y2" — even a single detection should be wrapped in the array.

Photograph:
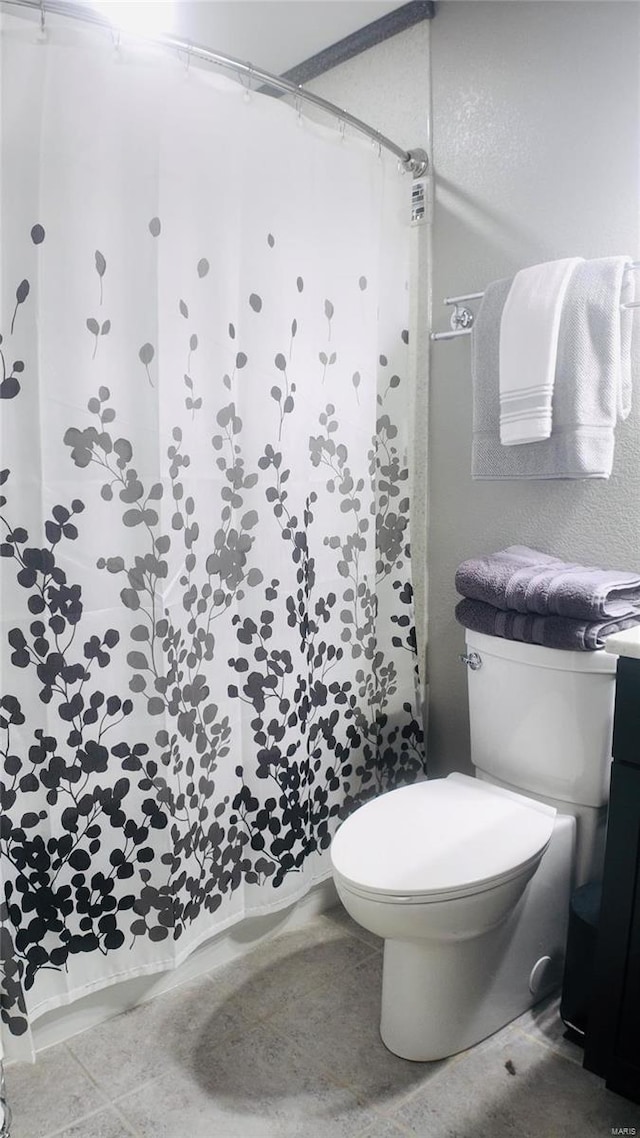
[{"x1": 0, "y1": 12, "x2": 425, "y2": 1060}]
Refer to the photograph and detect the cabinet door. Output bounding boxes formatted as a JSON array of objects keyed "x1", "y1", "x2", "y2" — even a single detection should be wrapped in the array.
[
  {"x1": 612, "y1": 657, "x2": 640, "y2": 770},
  {"x1": 616, "y1": 865, "x2": 640, "y2": 1075},
  {"x1": 584, "y1": 759, "x2": 640, "y2": 1102}
]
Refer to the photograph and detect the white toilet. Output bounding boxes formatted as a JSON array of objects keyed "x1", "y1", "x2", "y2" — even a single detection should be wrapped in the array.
[{"x1": 330, "y1": 630, "x2": 617, "y2": 1062}]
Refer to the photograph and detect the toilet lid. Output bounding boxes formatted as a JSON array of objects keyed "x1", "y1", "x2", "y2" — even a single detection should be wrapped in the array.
[{"x1": 330, "y1": 773, "x2": 556, "y2": 900}]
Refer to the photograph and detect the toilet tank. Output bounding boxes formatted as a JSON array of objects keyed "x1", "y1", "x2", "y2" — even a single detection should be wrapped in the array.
[{"x1": 465, "y1": 631, "x2": 617, "y2": 808}]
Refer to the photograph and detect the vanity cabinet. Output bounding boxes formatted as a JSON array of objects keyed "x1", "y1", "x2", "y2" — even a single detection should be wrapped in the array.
[{"x1": 584, "y1": 655, "x2": 640, "y2": 1104}]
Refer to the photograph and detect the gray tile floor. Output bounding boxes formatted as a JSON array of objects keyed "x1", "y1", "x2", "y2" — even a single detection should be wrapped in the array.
[{"x1": 6, "y1": 905, "x2": 639, "y2": 1138}]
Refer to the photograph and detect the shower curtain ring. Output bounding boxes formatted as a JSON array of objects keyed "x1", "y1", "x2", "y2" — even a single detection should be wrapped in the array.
[
  {"x1": 296, "y1": 93, "x2": 303, "y2": 126},
  {"x1": 242, "y1": 66, "x2": 254, "y2": 103},
  {"x1": 183, "y1": 46, "x2": 192, "y2": 74},
  {"x1": 36, "y1": 0, "x2": 48, "y2": 42},
  {"x1": 338, "y1": 117, "x2": 346, "y2": 142}
]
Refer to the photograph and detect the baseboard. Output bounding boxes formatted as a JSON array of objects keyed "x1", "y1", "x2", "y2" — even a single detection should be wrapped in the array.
[{"x1": 30, "y1": 879, "x2": 338, "y2": 1055}]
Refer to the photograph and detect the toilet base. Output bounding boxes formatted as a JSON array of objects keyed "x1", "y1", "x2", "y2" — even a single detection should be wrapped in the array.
[{"x1": 379, "y1": 813, "x2": 575, "y2": 1061}]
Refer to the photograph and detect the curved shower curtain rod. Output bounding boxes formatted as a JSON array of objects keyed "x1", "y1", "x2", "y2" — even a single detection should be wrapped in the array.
[{"x1": 2, "y1": 0, "x2": 429, "y2": 177}]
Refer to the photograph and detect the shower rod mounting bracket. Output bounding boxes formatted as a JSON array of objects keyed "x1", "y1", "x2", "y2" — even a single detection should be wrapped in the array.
[{"x1": 402, "y1": 148, "x2": 429, "y2": 178}]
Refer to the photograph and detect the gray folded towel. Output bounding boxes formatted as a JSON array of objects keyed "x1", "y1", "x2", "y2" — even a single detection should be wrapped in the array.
[
  {"x1": 455, "y1": 597, "x2": 640, "y2": 652},
  {"x1": 472, "y1": 257, "x2": 634, "y2": 479},
  {"x1": 456, "y1": 545, "x2": 640, "y2": 621}
]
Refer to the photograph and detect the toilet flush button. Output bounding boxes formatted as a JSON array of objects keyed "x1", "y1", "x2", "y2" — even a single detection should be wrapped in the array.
[{"x1": 528, "y1": 956, "x2": 553, "y2": 995}]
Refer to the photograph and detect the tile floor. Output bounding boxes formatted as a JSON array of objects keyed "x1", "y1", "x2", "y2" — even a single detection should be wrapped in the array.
[{"x1": 5, "y1": 905, "x2": 639, "y2": 1138}]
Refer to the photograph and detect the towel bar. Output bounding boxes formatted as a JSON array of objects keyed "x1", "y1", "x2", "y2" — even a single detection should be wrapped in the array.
[{"x1": 431, "y1": 262, "x2": 640, "y2": 341}]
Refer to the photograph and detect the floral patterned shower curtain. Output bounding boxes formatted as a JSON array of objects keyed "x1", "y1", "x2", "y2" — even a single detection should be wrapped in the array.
[{"x1": 0, "y1": 12, "x2": 424, "y2": 1059}]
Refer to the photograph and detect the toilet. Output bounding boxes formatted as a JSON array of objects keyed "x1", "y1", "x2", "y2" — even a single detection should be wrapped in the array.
[{"x1": 330, "y1": 630, "x2": 618, "y2": 1062}]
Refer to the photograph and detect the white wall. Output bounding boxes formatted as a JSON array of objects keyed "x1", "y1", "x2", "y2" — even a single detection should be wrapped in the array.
[
  {"x1": 89, "y1": 2, "x2": 402, "y2": 74},
  {"x1": 429, "y1": 0, "x2": 640, "y2": 775},
  {"x1": 315, "y1": 2, "x2": 640, "y2": 778}
]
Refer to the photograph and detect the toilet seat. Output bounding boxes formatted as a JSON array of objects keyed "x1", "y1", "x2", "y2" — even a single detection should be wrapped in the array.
[{"x1": 330, "y1": 773, "x2": 556, "y2": 904}]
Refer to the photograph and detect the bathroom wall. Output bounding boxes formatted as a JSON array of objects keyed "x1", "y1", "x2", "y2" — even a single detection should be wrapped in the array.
[
  {"x1": 314, "y1": 1, "x2": 640, "y2": 777},
  {"x1": 428, "y1": 0, "x2": 640, "y2": 775}
]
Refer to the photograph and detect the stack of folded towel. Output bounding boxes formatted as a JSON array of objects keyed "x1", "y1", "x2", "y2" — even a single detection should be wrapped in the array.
[{"x1": 455, "y1": 545, "x2": 640, "y2": 651}]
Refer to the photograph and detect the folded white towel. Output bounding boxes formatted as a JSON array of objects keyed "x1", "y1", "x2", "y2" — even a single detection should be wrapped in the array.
[
  {"x1": 499, "y1": 257, "x2": 583, "y2": 446},
  {"x1": 472, "y1": 257, "x2": 634, "y2": 480}
]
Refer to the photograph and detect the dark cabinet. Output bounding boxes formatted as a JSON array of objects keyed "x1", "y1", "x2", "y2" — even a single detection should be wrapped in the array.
[{"x1": 584, "y1": 656, "x2": 640, "y2": 1103}]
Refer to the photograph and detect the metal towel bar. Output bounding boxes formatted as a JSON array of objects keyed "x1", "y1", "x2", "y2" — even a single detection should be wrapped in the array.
[{"x1": 431, "y1": 262, "x2": 640, "y2": 341}]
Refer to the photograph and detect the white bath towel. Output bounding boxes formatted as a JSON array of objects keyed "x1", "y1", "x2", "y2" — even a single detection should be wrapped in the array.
[
  {"x1": 472, "y1": 256, "x2": 634, "y2": 480},
  {"x1": 499, "y1": 257, "x2": 583, "y2": 445}
]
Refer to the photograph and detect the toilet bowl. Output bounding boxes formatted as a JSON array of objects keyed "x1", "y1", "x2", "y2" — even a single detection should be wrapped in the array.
[
  {"x1": 330, "y1": 630, "x2": 616, "y2": 1062},
  {"x1": 331, "y1": 772, "x2": 574, "y2": 1060},
  {"x1": 331, "y1": 774, "x2": 556, "y2": 942}
]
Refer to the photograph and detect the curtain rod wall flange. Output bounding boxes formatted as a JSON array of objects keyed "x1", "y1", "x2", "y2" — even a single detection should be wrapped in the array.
[{"x1": 1, "y1": 0, "x2": 429, "y2": 178}]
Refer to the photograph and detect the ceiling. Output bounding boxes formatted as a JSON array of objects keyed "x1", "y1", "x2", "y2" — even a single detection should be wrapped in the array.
[{"x1": 87, "y1": 1, "x2": 406, "y2": 75}]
